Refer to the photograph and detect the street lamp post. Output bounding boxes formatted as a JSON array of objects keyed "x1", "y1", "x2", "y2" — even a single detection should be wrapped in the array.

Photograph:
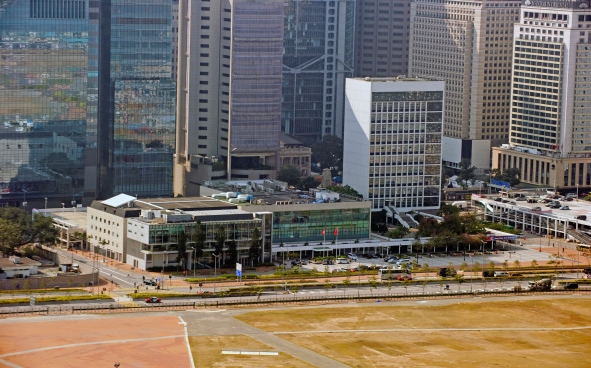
[
  {"x1": 192, "y1": 247, "x2": 196, "y2": 277},
  {"x1": 357, "y1": 262, "x2": 361, "y2": 298},
  {"x1": 213, "y1": 253, "x2": 220, "y2": 294},
  {"x1": 470, "y1": 255, "x2": 474, "y2": 292},
  {"x1": 280, "y1": 243, "x2": 285, "y2": 291}
]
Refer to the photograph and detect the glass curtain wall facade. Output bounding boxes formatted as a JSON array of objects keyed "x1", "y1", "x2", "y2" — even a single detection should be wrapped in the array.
[
  {"x1": 0, "y1": 0, "x2": 88, "y2": 206},
  {"x1": 282, "y1": 0, "x2": 355, "y2": 144},
  {"x1": 87, "y1": 0, "x2": 175, "y2": 200},
  {"x1": 230, "y1": 1, "x2": 283, "y2": 153},
  {"x1": 136, "y1": 219, "x2": 262, "y2": 255},
  {"x1": 271, "y1": 207, "x2": 370, "y2": 244}
]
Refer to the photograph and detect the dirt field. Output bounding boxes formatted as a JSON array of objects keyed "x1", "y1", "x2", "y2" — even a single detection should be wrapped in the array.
[
  {"x1": 0, "y1": 314, "x2": 192, "y2": 368},
  {"x1": 190, "y1": 335, "x2": 314, "y2": 368},
  {"x1": 236, "y1": 298, "x2": 591, "y2": 367}
]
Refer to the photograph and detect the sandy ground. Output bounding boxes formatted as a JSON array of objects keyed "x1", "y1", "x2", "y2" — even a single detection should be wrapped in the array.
[{"x1": 0, "y1": 314, "x2": 192, "y2": 368}]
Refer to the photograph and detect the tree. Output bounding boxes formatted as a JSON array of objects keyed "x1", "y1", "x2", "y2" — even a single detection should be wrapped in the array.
[
  {"x1": 227, "y1": 240, "x2": 238, "y2": 266},
  {"x1": 277, "y1": 165, "x2": 301, "y2": 186},
  {"x1": 458, "y1": 159, "x2": 477, "y2": 188},
  {"x1": 0, "y1": 208, "x2": 57, "y2": 247},
  {"x1": 310, "y1": 135, "x2": 343, "y2": 171},
  {"x1": 454, "y1": 274, "x2": 465, "y2": 291},
  {"x1": 387, "y1": 226, "x2": 410, "y2": 239},
  {"x1": 214, "y1": 225, "x2": 226, "y2": 260},
  {"x1": 193, "y1": 221, "x2": 206, "y2": 265},
  {"x1": 175, "y1": 230, "x2": 187, "y2": 271},
  {"x1": 248, "y1": 227, "x2": 261, "y2": 265},
  {"x1": 491, "y1": 168, "x2": 521, "y2": 187},
  {"x1": 0, "y1": 219, "x2": 21, "y2": 255},
  {"x1": 327, "y1": 185, "x2": 362, "y2": 198},
  {"x1": 297, "y1": 176, "x2": 319, "y2": 191}
]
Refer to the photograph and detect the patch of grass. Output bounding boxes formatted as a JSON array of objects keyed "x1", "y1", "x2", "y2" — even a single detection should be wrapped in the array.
[
  {"x1": 235, "y1": 298, "x2": 591, "y2": 368},
  {"x1": 189, "y1": 335, "x2": 314, "y2": 368},
  {"x1": 236, "y1": 299, "x2": 591, "y2": 332},
  {"x1": 0, "y1": 294, "x2": 111, "y2": 305},
  {"x1": 0, "y1": 288, "x2": 87, "y2": 295},
  {"x1": 282, "y1": 330, "x2": 591, "y2": 368},
  {"x1": 128, "y1": 292, "x2": 196, "y2": 299}
]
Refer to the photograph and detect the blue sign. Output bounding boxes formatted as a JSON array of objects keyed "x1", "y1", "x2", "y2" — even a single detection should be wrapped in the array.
[
  {"x1": 491, "y1": 179, "x2": 511, "y2": 189},
  {"x1": 236, "y1": 270, "x2": 242, "y2": 277}
]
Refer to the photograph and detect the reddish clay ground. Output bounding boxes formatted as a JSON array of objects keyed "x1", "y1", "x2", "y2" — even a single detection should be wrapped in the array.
[{"x1": 0, "y1": 314, "x2": 191, "y2": 368}]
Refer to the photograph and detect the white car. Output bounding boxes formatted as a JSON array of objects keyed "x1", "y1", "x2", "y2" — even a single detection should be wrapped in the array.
[
  {"x1": 347, "y1": 253, "x2": 358, "y2": 261},
  {"x1": 560, "y1": 206, "x2": 570, "y2": 210}
]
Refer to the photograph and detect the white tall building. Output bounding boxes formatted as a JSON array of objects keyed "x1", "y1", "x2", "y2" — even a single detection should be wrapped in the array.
[
  {"x1": 343, "y1": 77, "x2": 444, "y2": 211},
  {"x1": 408, "y1": 0, "x2": 521, "y2": 171},
  {"x1": 492, "y1": 0, "x2": 591, "y2": 190}
]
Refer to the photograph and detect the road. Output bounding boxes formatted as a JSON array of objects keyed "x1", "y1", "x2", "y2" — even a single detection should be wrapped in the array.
[{"x1": 55, "y1": 249, "x2": 179, "y2": 290}]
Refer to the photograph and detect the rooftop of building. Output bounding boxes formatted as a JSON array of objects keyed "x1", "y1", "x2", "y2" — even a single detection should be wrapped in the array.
[
  {"x1": 133, "y1": 197, "x2": 236, "y2": 211},
  {"x1": 0, "y1": 256, "x2": 41, "y2": 269},
  {"x1": 474, "y1": 194, "x2": 591, "y2": 226},
  {"x1": 39, "y1": 207, "x2": 87, "y2": 230},
  {"x1": 351, "y1": 76, "x2": 441, "y2": 83},
  {"x1": 202, "y1": 181, "x2": 366, "y2": 206}
]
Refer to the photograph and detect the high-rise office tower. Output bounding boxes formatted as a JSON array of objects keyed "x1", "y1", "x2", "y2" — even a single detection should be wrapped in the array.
[
  {"x1": 0, "y1": 0, "x2": 88, "y2": 209},
  {"x1": 86, "y1": 0, "x2": 176, "y2": 201},
  {"x1": 409, "y1": 0, "x2": 521, "y2": 171},
  {"x1": 174, "y1": 0, "x2": 284, "y2": 196},
  {"x1": 343, "y1": 77, "x2": 444, "y2": 211},
  {"x1": 354, "y1": 0, "x2": 411, "y2": 78},
  {"x1": 492, "y1": 1, "x2": 591, "y2": 191},
  {"x1": 281, "y1": 0, "x2": 356, "y2": 144}
]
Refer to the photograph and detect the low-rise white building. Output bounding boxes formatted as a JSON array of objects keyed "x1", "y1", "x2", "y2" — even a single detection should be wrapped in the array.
[{"x1": 0, "y1": 256, "x2": 41, "y2": 279}]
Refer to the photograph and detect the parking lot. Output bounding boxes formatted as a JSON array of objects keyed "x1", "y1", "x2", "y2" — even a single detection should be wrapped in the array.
[{"x1": 298, "y1": 243, "x2": 555, "y2": 274}]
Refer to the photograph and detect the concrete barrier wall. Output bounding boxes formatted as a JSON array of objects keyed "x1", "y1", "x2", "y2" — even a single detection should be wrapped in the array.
[{"x1": 0, "y1": 272, "x2": 97, "y2": 291}]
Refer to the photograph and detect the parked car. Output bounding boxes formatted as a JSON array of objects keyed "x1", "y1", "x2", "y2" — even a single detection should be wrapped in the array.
[
  {"x1": 336, "y1": 258, "x2": 350, "y2": 264},
  {"x1": 560, "y1": 206, "x2": 570, "y2": 210},
  {"x1": 361, "y1": 253, "x2": 371, "y2": 258},
  {"x1": 494, "y1": 198, "x2": 504, "y2": 202},
  {"x1": 516, "y1": 197, "x2": 527, "y2": 201},
  {"x1": 145, "y1": 297, "x2": 161, "y2": 303},
  {"x1": 532, "y1": 207, "x2": 542, "y2": 211},
  {"x1": 564, "y1": 197, "x2": 573, "y2": 201},
  {"x1": 576, "y1": 215, "x2": 587, "y2": 220},
  {"x1": 322, "y1": 259, "x2": 334, "y2": 265},
  {"x1": 371, "y1": 253, "x2": 382, "y2": 259},
  {"x1": 347, "y1": 253, "x2": 358, "y2": 261}
]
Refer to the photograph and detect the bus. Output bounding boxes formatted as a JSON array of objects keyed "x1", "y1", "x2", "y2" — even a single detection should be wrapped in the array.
[
  {"x1": 576, "y1": 244, "x2": 591, "y2": 256},
  {"x1": 378, "y1": 268, "x2": 412, "y2": 281}
]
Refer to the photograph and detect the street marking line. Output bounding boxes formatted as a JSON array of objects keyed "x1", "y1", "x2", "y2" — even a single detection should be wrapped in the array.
[{"x1": 0, "y1": 335, "x2": 185, "y2": 358}]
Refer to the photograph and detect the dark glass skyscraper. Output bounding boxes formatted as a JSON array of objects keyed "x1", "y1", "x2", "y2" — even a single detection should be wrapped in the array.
[
  {"x1": 282, "y1": 0, "x2": 355, "y2": 144},
  {"x1": 86, "y1": 0, "x2": 175, "y2": 201},
  {"x1": 0, "y1": 0, "x2": 88, "y2": 208}
]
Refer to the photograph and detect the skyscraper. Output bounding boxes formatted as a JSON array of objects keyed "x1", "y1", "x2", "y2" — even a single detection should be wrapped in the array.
[
  {"x1": 86, "y1": 0, "x2": 176, "y2": 201},
  {"x1": 174, "y1": 0, "x2": 284, "y2": 196},
  {"x1": 282, "y1": 0, "x2": 356, "y2": 144},
  {"x1": 408, "y1": 0, "x2": 521, "y2": 171},
  {"x1": 343, "y1": 77, "x2": 444, "y2": 211},
  {"x1": 492, "y1": 0, "x2": 591, "y2": 190},
  {"x1": 0, "y1": 0, "x2": 89, "y2": 208},
  {"x1": 354, "y1": 0, "x2": 411, "y2": 78}
]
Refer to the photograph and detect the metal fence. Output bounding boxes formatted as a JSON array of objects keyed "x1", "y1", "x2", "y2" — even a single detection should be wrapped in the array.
[{"x1": 1, "y1": 289, "x2": 590, "y2": 318}]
